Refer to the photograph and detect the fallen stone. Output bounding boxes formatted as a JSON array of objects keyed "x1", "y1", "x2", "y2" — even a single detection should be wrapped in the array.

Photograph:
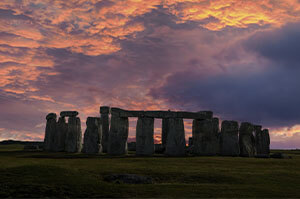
[
  {"x1": 154, "y1": 144, "x2": 164, "y2": 154},
  {"x1": 220, "y1": 121, "x2": 240, "y2": 156},
  {"x1": 128, "y1": 142, "x2": 136, "y2": 151},
  {"x1": 136, "y1": 117, "x2": 155, "y2": 156},
  {"x1": 60, "y1": 111, "x2": 79, "y2": 117},
  {"x1": 44, "y1": 113, "x2": 57, "y2": 152},
  {"x1": 165, "y1": 118, "x2": 186, "y2": 156},
  {"x1": 104, "y1": 174, "x2": 153, "y2": 184},
  {"x1": 192, "y1": 119, "x2": 218, "y2": 156},
  {"x1": 239, "y1": 122, "x2": 256, "y2": 157},
  {"x1": 82, "y1": 117, "x2": 102, "y2": 154},
  {"x1": 108, "y1": 115, "x2": 129, "y2": 155},
  {"x1": 65, "y1": 116, "x2": 82, "y2": 153},
  {"x1": 270, "y1": 153, "x2": 292, "y2": 159},
  {"x1": 24, "y1": 145, "x2": 40, "y2": 151}
]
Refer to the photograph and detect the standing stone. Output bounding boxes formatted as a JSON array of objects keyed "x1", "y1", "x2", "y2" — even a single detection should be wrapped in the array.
[
  {"x1": 239, "y1": 122, "x2": 256, "y2": 157},
  {"x1": 82, "y1": 117, "x2": 102, "y2": 154},
  {"x1": 220, "y1": 121, "x2": 240, "y2": 156},
  {"x1": 192, "y1": 119, "x2": 218, "y2": 156},
  {"x1": 44, "y1": 113, "x2": 57, "y2": 152},
  {"x1": 54, "y1": 116, "x2": 68, "y2": 152},
  {"x1": 213, "y1": 118, "x2": 220, "y2": 154},
  {"x1": 100, "y1": 106, "x2": 110, "y2": 153},
  {"x1": 165, "y1": 118, "x2": 186, "y2": 156},
  {"x1": 262, "y1": 129, "x2": 270, "y2": 155},
  {"x1": 136, "y1": 117, "x2": 155, "y2": 156},
  {"x1": 161, "y1": 118, "x2": 169, "y2": 150},
  {"x1": 65, "y1": 116, "x2": 82, "y2": 153},
  {"x1": 254, "y1": 125, "x2": 263, "y2": 156},
  {"x1": 108, "y1": 114, "x2": 129, "y2": 155}
]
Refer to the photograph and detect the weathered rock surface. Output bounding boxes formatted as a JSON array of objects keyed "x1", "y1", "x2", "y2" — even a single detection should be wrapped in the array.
[
  {"x1": 220, "y1": 121, "x2": 240, "y2": 156},
  {"x1": 270, "y1": 153, "x2": 292, "y2": 159},
  {"x1": 101, "y1": 111, "x2": 110, "y2": 153},
  {"x1": 108, "y1": 115, "x2": 129, "y2": 155},
  {"x1": 239, "y1": 122, "x2": 256, "y2": 157},
  {"x1": 60, "y1": 111, "x2": 79, "y2": 117},
  {"x1": 165, "y1": 118, "x2": 186, "y2": 156},
  {"x1": 65, "y1": 116, "x2": 82, "y2": 153},
  {"x1": 136, "y1": 117, "x2": 154, "y2": 156},
  {"x1": 44, "y1": 113, "x2": 57, "y2": 152},
  {"x1": 82, "y1": 117, "x2": 102, "y2": 154},
  {"x1": 54, "y1": 116, "x2": 68, "y2": 152},
  {"x1": 192, "y1": 119, "x2": 218, "y2": 156},
  {"x1": 104, "y1": 174, "x2": 153, "y2": 184}
]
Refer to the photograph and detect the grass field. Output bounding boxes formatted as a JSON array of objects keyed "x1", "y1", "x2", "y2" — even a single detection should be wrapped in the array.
[{"x1": 0, "y1": 144, "x2": 299, "y2": 198}]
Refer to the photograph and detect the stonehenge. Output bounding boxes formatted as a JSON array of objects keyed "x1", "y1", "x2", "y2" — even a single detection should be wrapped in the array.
[
  {"x1": 100, "y1": 106, "x2": 110, "y2": 153},
  {"x1": 192, "y1": 118, "x2": 218, "y2": 156},
  {"x1": 136, "y1": 117, "x2": 155, "y2": 155},
  {"x1": 44, "y1": 106, "x2": 271, "y2": 158},
  {"x1": 44, "y1": 111, "x2": 82, "y2": 153},
  {"x1": 65, "y1": 113, "x2": 82, "y2": 153},
  {"x1": 165, "y1": 118, "x2": 186, "y2": 156},
  {"x1": 44, "y1": 113, "x2": 57, "y2": 151},
  {"x1": 220, "y1": 121, "x2": 240, "y2": 156},
  {"x1": 107, "y1": 111, "x2": 129, "y2": 155},
  {"x1": 82, "y1": 117, "x2": 102, "y2": 154},
  {"x1": 239, "y1": 122, "x2": 256, "y2": 157}
]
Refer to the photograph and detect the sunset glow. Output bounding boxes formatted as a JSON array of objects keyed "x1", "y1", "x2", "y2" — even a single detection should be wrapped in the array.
[{"x1": 1, "y1": 0, "x2": 300, "y2": 149}]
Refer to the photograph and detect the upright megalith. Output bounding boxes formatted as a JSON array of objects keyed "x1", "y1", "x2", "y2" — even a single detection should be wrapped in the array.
[
  {"x1": 65, "y1": 112, "x2": 82, "y2": 153},
  {"x1": 254, "y1": 125, "x2": 263, "y2": 156},
  {"x1": 165, "y1": 118, "x2": 186, "y2": 156},
  {"x1": 55, "y1": 116, "x2": 68, "y2": 152},
  {"x1": 192, "y1": 119, "x2": 218, "y2": 155},
  {"x1": 82, "y1": 117, "x2": 102, "y2": 154},
  {"x1": 262, "y1": 129, "x2": 270, "y2": 155},
  {"x1": 44, "y1": 113, "x2": 57, "y2": 151},
  {"x1": 213, "y1": 118, "x2": 220, "y2": 154},
  {"x1": 161, "y1": 118, "x2": 169, "y2": 150},
  {"x1": 108, "y1": 109, "x2": 129, "y2": 155},
  {"x1": 136, "y1": 117, "x2": 155, "y2": 156},
  {"x1": 100, "y1": 106, "x2": 110, "y2": 153},
  {"x1": 239, "y1": 122, "x2": 256, "y2": 157},
  {"x1": 220, "y1": 121, "x2": 240, "y2": 156}
]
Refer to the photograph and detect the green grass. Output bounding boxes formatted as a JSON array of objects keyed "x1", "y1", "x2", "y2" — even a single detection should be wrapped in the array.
[{"x1": 0, "y1": 145, "x2": 299, "y2": 198}]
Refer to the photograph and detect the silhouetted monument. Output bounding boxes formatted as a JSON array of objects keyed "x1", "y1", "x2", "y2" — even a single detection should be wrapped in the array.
[
  {"x1": 82, "y1": 117, "x2": 102, "y2": 154},
  {"x1": 220, "y1": 121, "x2": 240, "y2": 156},
  {"x1": 239, "y1": 122, "x2": 256, "y2": 157},
  {"x1": 44, "y1": 106, "x2": 270, "y2": 157}
]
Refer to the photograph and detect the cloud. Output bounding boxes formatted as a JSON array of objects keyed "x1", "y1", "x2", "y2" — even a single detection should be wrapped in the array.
[
  {"x1": 150, "y1": 22, "x2": 300, "y2": 129},
  {"x1": 0, "y1": 0, "x2": 300, "y2": 149}
]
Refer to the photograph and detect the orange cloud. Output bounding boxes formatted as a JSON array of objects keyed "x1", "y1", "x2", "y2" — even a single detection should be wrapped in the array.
[{"x1": 164, "y1": 0, "x2": 300, "y2": 30}]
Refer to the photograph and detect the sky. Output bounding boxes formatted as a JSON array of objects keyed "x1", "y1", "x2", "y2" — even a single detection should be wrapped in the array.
[{"x1": 0, "y1": 0, "x2": 300, "y2": 149}]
